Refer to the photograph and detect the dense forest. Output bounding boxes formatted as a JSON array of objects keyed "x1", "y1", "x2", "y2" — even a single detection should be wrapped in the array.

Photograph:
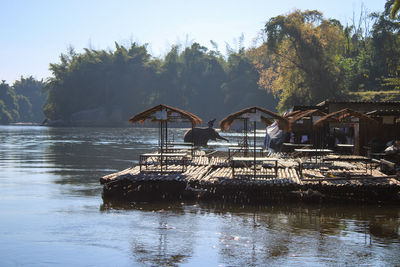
[
  {"x1": 2, "y1": 1, "x2": 400, "y2": 126},
  {"x1": 41, "y1": 42, "x2": 276, "y2": 126},
  {"x1": 0, "y1": 77, "x2": 46, "y2": 124}
]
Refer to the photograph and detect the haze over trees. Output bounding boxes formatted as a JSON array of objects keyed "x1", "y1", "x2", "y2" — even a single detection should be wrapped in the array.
[
  {"x1": 0, "y1": 77, "x2": 45, "y2": 124},
  {"x1": 2, "y1": 0, "x2": 400, "y2": 125},
  {"x1": 42, "y1": 42, "x2": 276, "y2": 125}
]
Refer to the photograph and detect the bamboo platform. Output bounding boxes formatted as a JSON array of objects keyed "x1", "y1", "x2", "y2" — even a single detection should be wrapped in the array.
[{"x1": 100, "y1": 151, "x2": 400, "y2": 204}]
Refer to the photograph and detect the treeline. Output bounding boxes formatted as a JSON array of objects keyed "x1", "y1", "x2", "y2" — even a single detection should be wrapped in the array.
[
  {"x1": 42, "y1": 43, "x2": 276, "y2": 125},
  {"x1": 252, "y1": 2, "x2": 400, "y2": 111},
  {"x1": 0, "y1": 77, "x2": 46, "y2": 124},
  {"x1": 3, "y1": 1, "x2": 400, "y2": 125}
]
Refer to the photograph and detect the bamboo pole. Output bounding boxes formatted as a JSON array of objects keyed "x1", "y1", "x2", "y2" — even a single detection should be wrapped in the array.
[{"x1": 301, "y1": 175, "x2": 397, "y2": 182}]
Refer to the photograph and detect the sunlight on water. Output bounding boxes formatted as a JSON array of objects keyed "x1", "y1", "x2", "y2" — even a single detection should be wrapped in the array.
[{"x1": 0, "y1": 126, "x2": 399, "y2": 266}]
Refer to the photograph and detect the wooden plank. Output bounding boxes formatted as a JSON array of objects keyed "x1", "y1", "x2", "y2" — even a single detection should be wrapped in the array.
[{"x1": 301, "y1": 175, "x2": 398, "y2": 182}]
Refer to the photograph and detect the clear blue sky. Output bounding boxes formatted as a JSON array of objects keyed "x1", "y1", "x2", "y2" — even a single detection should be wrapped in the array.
[{"x1": 1, "y1": 0, "x2": 387, "y2": 83}]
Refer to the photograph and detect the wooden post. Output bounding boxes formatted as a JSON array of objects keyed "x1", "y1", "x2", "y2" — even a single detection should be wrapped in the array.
[
  {"x1": 244, "y1": 119, "x2": 248, "y2": 156},
  {"x1": 160, "y1": 120, "x2": 164, "y2": 173},
  {"x1": 165, "y1": 120, "x2": 168, "y2": 147},
  {"x1": 165, "y1": 120, "x2": 168, "y2": 170},
  {"x1": 354, "y1": 123, "x2": 360, "y2": 155},
  {"x1": 254, "y1": 121, "x2": 256, "y2": 178},
  {"x1": 191, "y1": 123, "x2": 194, "y2": 157}
]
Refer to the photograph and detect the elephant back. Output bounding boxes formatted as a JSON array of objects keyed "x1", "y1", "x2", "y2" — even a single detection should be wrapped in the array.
[{"x1": 183, "y1": 129, "x2": 192, "y2": 143}]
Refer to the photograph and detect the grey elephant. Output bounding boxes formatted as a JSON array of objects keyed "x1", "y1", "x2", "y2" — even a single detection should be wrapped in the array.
[{"x1": 184, "y1": 127, "x2": 229, "y2": 146}]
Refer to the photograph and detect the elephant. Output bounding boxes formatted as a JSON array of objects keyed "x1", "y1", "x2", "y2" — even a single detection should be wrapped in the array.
[{"x1": 183, "y1": 127, "x2": 229, "y2": 146}]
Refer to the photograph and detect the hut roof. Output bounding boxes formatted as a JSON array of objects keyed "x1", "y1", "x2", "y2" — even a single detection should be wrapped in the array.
[
  {"x1": 283, "y1": 110, "x2": 303, "y2": 118},
  {"x1": 366, "y1": 109, "x2": 400, "y2": 116},
  {"x1": 314, "y1": 108, "x2": 376, "y2": 127},
  {"x1": 219, "y1": 106, "x2": 288, "y2": 131},
  {"x1": 128, "y1": 104, "x2": 202, "y2": 126},
  {"x1": 289, "y1": 109, "x2": 327, "y2": 123},
  {"x1": 317, "y1": 100, "x2": 400, "y2": 106}
]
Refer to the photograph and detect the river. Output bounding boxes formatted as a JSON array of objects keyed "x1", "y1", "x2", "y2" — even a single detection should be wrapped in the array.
[{"x1": 0, "y1": 125, "x2": 399, "y2": 266}]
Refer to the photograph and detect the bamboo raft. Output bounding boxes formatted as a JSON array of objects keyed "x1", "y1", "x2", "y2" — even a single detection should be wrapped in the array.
[{"x1": 100, "y1": 151, "x2": 400, "y2": 204}]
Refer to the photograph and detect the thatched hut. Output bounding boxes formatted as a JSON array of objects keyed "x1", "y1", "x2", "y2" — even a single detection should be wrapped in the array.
[
  {"x1": 219, "y1": 106, "x2": 287, "y2": 149},
  {"x1": 219, "y1": 106, "x2": 288, "y2": 149},
  {"x1": 129, "y1": 104, "x2": 202, "y2": 125},
  {"x1": 219, "y1": 106, "x2": 288, "y2": 132},
  {"x1": 283, "y1": 110, "x2": 303, "y2": 120},
  {"x1": 129, "y1": 104, "x2": 202, "y2": 149},
  {"x1": 314, "y1": 108, "x2": 377, "y2": 155},
  {"x1": 288, "y1": 109, "x2": 327, "y2": 146},
  {"x1": 365, "y1": 109, "x2": 400, "y2": 148},
  {"x1": 219, "y1": 106, "x2": 288, "y2": 176}
]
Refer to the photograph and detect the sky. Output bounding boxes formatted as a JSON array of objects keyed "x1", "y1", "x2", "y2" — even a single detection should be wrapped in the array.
[{"x1": 0, "y1": 0, "x2": 388, "y2": 84}]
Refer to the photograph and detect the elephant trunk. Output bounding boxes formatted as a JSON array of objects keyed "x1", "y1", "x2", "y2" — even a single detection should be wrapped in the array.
[
  {"x1": 218, "y1": 135, "x2": 229, "y2": 142},
  {"x1": 216, "y1": 132, "x2": 229, "y2": 143}
]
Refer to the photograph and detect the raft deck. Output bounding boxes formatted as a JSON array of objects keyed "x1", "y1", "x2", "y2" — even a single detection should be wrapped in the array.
[{"x1": 100, "y1": 151, "x2": 400, "y2": 204}]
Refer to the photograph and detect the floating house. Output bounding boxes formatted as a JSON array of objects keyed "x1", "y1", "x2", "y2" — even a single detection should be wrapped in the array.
[
  {"x1": 290, "y1": 100, "x2": 400, "y2": 156},
  {"x1": 100, "y1": 104, "x2": 400, "y2": 205}
]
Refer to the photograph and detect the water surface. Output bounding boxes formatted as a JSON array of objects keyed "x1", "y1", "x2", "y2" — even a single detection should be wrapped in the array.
[{"x1": 0, "y1": 126, "x2": 399, "y2": 266}]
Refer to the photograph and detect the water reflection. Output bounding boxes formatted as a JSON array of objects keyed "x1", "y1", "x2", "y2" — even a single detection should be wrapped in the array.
[
  {"x1": 103, "y1": 202, "x2": 195, "y2": 266},
  {"x1": 100, "y1": 201, "x2": 400, "y2": 266},
  {"x1": 212, "y1": 203, "x2": 400, "y2": 266}
]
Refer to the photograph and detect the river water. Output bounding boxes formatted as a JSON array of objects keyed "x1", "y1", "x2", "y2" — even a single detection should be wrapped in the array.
[{"x1": 0, "y1": 125, "x2": 399, "y2": 266}]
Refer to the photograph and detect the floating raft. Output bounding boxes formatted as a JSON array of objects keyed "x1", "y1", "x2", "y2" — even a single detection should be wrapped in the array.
[{"x1": 100, "y1": 152, "x2": 400, "y2": 204}]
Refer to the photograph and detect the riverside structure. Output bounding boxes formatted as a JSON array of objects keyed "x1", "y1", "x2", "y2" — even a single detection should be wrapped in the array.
[
  {"x1": 101, "y1": 103, "x2": 400, "y2": 205},
  {"x1": 100, "y1": 150, "x2": 400, "y2": 204}
]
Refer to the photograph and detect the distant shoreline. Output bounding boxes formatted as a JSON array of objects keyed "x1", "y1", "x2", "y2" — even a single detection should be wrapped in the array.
[{"x1": 9, "y1": 122, "x2": 42, "y2": 126}]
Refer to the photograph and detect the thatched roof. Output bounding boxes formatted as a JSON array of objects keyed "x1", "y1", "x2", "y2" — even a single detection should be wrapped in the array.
[
  {"x1": 283, "y1": 110, "x2": 303, "y2": 118},
  {"x1": 289, "y1": 109, "x2": 327, "y2": 123},
  {"x1": 219, "y1": 106, "x2": 288, "y2": 131},
  {"x1": 314, "y1": 108, "x2": 377, "y2": 127},
  {"x1": 129, "y1": 104, "x2": 202, "y2": 126}
]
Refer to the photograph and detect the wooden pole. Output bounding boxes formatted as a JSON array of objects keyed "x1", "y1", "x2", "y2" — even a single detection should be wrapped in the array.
[
  {"x1": 244, "y1": 119, "x2": 248, "y2": 156},
  {"x1": 191, "y1": 123, "x2": 194, "y2": 157},
  {"x1": 254, "y1": 121, "x2": 256, "y2": 178},
  {"x1": 354, "y1": 123, "x2": 360, "y2": 155},
  {"x1": 160, "y1": 120, "x2": 164, "y2": 173},
  {"x1": 165, "y1": 120, "x2": 168, "y2": 169},
  {"x1": 165, "y1": 120, "x2": 168, "y2": 147}
]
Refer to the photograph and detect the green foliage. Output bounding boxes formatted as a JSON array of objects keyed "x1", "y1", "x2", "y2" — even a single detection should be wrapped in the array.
[
  {"x1": 43, "y1": 42, "x2": 276, "y2": 125},
  {"x1": 0, "y1": 99, "x2": 13, "y2": 124},
  {"x1": 252, "y1": 4, "x2": 400, "y2": 108},
  {"x1": 391, "y1": 0, "x2": 400, "y2": 19},
  {"x1": 348, "y1": 90, "x2": 400, "y2": 101},
  {"x1": 221, "y1": 51, "x2": 277, "y2": 113},
  {"x1": 0, "y1": 78, "x2": 45, "y2": 124},
  {"x1": 44, "y1": 43, "x2": 156, "y2": 122},
  {"x1": 337, "y1": 49, "x2": 374, "y2": 91},
  {"x1": 253, "y1": 10, "x2": 345, "y2": 112},
  {"x1": 0, "y1": 81, "x2": 19, "y2": 123},
  {"x1": 13, "y1": 76, "x2": 46, "y2": 122}
]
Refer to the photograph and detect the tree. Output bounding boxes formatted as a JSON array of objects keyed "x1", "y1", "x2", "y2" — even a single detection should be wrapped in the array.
[
  {"x1": 221, "y1": 50, "x2": 277, "y2": 113},
  {"x1": 368, "y1": 1, "x2": 400, "y2": 91},
  {"x1": 13, "y1": 76, "x2": 46, "y2": 122},
  {"x1": 43, "y1": 43, "x2": 157, "y2": 124},
  {"x1": 252, "y1": 10, "x2": 345, "y2": 111},
  {"x1": 391, "y1": 0, "x2": 400, "y2": 19},
  {"x1": 0, "y1": 80, "x2": 20, "y2": 124}
]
